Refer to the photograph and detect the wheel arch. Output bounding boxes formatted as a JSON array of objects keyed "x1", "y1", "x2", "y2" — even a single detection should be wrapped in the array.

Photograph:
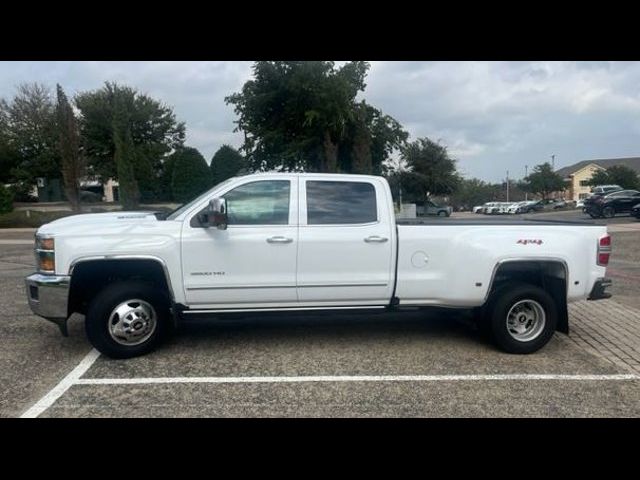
[
  {"x1": 67, "y1": 256, "x2": 175, "y2": 317},
  {"x1": 484, "y1": 259, "x2": 569, "y2": 334}
]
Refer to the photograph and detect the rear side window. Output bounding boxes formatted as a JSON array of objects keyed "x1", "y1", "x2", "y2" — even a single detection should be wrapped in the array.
[{"x1": 306, "y1": 181, "x2": 377, "y2": 225}]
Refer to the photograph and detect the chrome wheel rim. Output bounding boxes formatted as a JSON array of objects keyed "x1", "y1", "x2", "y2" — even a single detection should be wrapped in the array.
[
  {"x1": 506, "y1": 299, "x2": 546, "y2": 342},
  {"x1": 108, "y1": 299, "x2": 157, "y2": 346}
]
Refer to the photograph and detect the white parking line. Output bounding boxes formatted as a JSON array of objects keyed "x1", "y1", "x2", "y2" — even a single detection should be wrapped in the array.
[
  {"x1": 20, "y1": 349, "x2": 101, "y2": 418},
  {"x1": 19, "y1": 351, "x2": 640, "y2": 418},
  {"x1": 75, "y1": 373, "x2": 640, "y2": 385}
]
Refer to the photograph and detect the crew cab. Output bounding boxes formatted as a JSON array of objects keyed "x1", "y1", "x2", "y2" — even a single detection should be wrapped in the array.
[{"x1": 25, "y1": 173, "x2": 612, "y2": 358}]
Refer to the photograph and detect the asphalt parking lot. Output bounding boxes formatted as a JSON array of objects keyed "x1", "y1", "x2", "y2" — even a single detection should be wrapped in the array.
[{"x1": 2, "y1": 210, "x2": 640, "y2": 418}]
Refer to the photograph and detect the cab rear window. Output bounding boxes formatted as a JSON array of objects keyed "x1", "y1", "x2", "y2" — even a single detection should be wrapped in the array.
[{"x1": 306, "y1": 181, "x2": 377, "y2": 225}]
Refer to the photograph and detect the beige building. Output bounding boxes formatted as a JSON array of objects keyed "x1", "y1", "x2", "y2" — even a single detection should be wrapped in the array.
[
  {"x1": 556, "y1": 157, "x2": 640, "y2": 202},
  {"x1": 560, "y1": 163, "x2": 606, "y2": 202}
]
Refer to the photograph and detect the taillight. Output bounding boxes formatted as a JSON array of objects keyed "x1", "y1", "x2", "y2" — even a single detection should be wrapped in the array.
[{"x1": 597, "y1": 234, "x2": 611, "y2": 266}]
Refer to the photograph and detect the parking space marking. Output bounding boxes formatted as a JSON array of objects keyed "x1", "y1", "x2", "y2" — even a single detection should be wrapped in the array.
[
  {"x1": 20, "y1": 349, "x2": 101, "y2": 418},
  {"x1": 75, "y1": 373, "x2": 640, "y2": 385}
]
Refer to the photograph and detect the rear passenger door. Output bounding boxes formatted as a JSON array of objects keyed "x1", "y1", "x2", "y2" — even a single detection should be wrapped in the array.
[{"x1": 296, "y1": 177, "x2": 394, "y2": 306}]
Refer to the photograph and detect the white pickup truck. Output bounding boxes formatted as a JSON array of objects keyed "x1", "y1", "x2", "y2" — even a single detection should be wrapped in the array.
[{"x1": 25, "y1": 173, "x2": 612, "y2": 358}]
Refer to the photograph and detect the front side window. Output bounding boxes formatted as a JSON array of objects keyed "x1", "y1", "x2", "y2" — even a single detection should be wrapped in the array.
[
  {"x1": 306, "y1": 181, "x2": 377, "y2": 225},
  {"x1": 223, "y1": 180, "x2": 290, "y2": 225}
]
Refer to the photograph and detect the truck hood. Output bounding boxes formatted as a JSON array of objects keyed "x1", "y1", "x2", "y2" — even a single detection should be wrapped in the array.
[{"x1": 37, "y1": 211, "x2": 161, "y2": 236}]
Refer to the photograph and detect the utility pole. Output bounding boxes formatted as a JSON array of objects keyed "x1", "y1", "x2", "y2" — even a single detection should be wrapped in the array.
[
  {"x1": 525, "y1": 165, "x2": 528, "y2": 201},
  {"x1": 551, "y1": 154, "x2": 555, "y2": 170}
]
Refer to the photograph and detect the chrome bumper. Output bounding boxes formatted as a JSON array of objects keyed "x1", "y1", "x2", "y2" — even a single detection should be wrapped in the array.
[{"x1": 25, "y1": 273, "x2": 70, "y2": 320}]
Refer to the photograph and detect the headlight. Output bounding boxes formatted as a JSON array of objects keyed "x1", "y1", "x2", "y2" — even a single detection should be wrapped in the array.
[{"x1": 35, "y1": 235, "x2": 55, "y2": 273}]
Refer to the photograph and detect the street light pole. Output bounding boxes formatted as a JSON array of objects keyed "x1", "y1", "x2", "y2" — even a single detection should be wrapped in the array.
[{"x1": 525, "y1": 165, "x2": 528, "y2": 201}]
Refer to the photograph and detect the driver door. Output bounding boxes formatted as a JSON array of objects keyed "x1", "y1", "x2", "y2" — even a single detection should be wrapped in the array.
[{"x1": 181, "y1": 177, "x2": 299, "y2": 308}]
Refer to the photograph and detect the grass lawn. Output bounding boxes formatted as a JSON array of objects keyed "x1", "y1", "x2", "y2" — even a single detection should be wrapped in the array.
[{"x1": 0, "y1": 210, "x2": 76, "y2": 228}]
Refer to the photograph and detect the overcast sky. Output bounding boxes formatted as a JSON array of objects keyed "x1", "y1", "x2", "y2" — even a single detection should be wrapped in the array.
[{"x1": 1, "y1": 61, "x2": 639, "y2": 182}]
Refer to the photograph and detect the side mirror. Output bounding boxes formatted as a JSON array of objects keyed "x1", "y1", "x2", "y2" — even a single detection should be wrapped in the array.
[{"x1": 208, "y1": 197, "x2": 228, "y2": 230}]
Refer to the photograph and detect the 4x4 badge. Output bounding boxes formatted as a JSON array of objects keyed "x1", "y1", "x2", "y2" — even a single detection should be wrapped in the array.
[{"x1": 517, "y1": 239, "x2": 543, "y2": 245}]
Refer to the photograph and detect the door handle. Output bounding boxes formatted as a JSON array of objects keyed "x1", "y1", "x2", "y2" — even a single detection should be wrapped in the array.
[
  {"x1": 364, "y1": 235, "x2": 388, "y2": 243},
  {"x1": 267, "y1": 236, "x2": 293, "y2": 244}
]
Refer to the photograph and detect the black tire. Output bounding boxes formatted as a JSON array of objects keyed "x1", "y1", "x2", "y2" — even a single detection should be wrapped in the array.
[
  {"x1": 438, "y1": 210, "x2": 447, "y2": 217},
  {"x1": 602, "y1": 206, "x2": 615, "y2": 219},
  {"x1": 483, "y1": 283, "x2": 557, "y2": 354},
  {"x1": 85, "y1": 280, "x2": 171, "y2": 359}
]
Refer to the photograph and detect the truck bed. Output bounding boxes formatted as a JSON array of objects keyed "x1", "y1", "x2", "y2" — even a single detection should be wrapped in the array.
[{"x1": 396, "y1": 217, "x2": 599, "y2": 226}]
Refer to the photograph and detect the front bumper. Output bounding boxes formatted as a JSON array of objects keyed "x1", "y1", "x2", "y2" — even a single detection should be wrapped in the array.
[
  {"x1": 25, "y1": 273, "x2": 70, "y2": 320},
  {"x1": 588, "y1": 277, "x2": 612, "y2": 301}
]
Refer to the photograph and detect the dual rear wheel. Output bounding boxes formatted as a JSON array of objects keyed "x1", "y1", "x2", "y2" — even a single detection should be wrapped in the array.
[{"x1": 479, "y1": 283, "x2": 558, "y2": 354}]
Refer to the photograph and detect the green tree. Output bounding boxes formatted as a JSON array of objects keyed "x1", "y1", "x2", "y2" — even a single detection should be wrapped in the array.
[
  {"x1": 55, "y1": 84, "x2": 85, "y2": 211},
  {"x1": 519, "y1": 162, "x2": 566, "y2": 200},
  {"x1": 210, "y1": 145, "x2": 246, "y2": 184},
  {"x1": 159, "y1": 154, "x2": 177, "y2": 201},
  {"x1": 225, "y1": 61, "x2": 406, "y2": 174},
  {"x1": 0, "y1": 183, "x2": 13, "y2": 214},
  {"x1": 449, "y1": 178, "x2": 499, "y2": 209},
  {"x1": 398, "y1": 138, "x2": 462, "y2": 202},
  {"x1": 586, "y1": 169, "x2": 610, "y2": 187},
  {"x1": 171, "y1": 147, "x2": 212, "y2": 203},
  {"x1": 112, "y1": 98, "x2": 140, "y2": 209},
  {"x1": 586, "y1": 165, "x2": 640, "y2": 190},
  {"x1": 75, "y1": 82, "x2": 185, "y2": 201},
  {"x1": 0, "y1": 83, "x2": 60, "y2": 198},
  {"x1": 0, "y1": 99, "x2": 17, "y2": 184}
]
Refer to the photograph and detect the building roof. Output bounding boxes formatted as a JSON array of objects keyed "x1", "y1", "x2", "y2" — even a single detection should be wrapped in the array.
[{"x1": 556, "y1": 157, "x2": 640, "y2": 177}]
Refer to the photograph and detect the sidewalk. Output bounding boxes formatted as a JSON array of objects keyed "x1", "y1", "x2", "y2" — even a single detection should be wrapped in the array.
[
  {"x1": 568, "y1": 299, "x2": 640, "y2": 374},
  {"x1": 608, "y1": 223, "x2": 640, "y2": 233},
  {"x1": 0, "y1": 229, "x2": 37, "y2": 243}
]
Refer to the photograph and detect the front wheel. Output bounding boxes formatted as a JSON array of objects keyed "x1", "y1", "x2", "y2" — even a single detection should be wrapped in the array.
[
  {"x1": 602, "y1": 206, "x2": 615, "y2": 218},
  {"x1": 483, "y1": 283, "x2": 558, "y2": 354},
  {"x1": 85, "y1": 281, "x2": 171, "y2": 359},
  {"x1": 438, "y1": 210, "x2": 448, "y2": 217}
]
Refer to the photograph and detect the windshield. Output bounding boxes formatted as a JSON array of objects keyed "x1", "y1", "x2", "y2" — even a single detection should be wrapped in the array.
[{"x1": 165, "y1": 178, "x2": 236, "y2": 220}]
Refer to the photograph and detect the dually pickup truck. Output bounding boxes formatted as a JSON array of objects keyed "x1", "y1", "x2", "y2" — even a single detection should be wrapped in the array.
[{"x1": 25, "y1": 173, "x2": 613, "y2": 358}]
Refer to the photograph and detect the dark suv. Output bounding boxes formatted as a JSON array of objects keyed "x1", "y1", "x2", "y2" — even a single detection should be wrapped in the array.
[{"x1": 585, "y1": 189, "x2": 640, "y2": 218}]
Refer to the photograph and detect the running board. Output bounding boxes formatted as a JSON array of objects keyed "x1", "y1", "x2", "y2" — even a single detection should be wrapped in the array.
[{"x1": 181, "y1": 305, "x2": 387, "y2": 315}]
